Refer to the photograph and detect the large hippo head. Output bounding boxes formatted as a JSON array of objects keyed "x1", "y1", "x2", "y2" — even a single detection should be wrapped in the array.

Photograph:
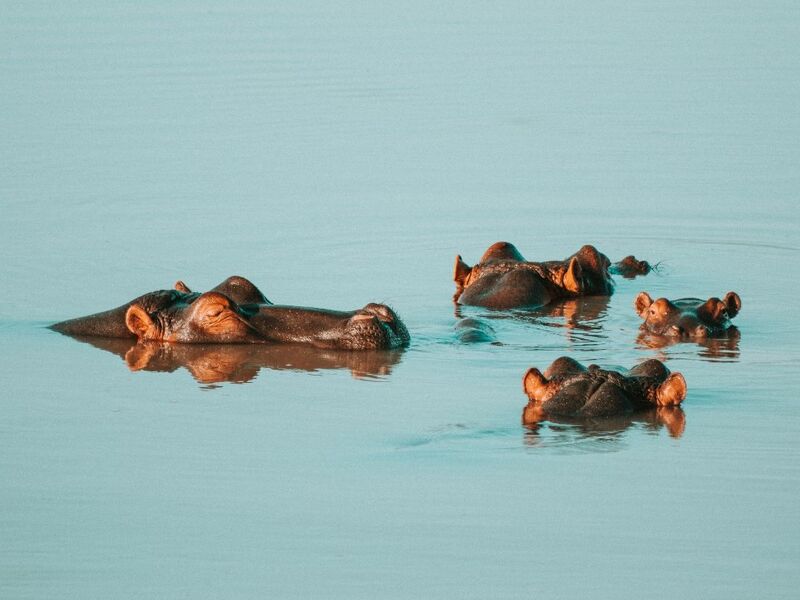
[
  {"x1": 634, "y1": 291, "x2": 741, "y2": 337},
  {"x1": 453, "y1": 242, "x2": 649, "y2": 309},
  {"x1": 51, "y1": 276, "x2": 410, "y2": 350},
  {"x1": 522, "y1": 356, "x2": 687, "y2": 418}
]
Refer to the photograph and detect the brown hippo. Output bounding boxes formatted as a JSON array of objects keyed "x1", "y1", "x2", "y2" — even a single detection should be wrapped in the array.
[
  {"x1": 453, "y1": 242, "x2": 650, "y2": 309},
  {"x1": 50, "y1": 276, "x2": 410, "y2": 350},
  {"x1": 522, "y1": 356, "x2": 687, "y2": 418},
  {"x1": 634, "y1": 291, "x2": 741, "y2": 338}
]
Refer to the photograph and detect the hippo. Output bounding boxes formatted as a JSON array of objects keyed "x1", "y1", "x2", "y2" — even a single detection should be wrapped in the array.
[
  {"x1": 635, "y1": 291, "x2": 741, "y2": 338},
  {"x1": 522, "y1": 356, "x2": 687, "y2": 419},
  {"x1": 71, "y1": 337, "x2": 404, "y2": 383},
  {"x1": 50, "y1": 276, "x2": 410, "y2": 350},
  {"x1": 453, "y1": 317, "x2": 498, "y2": 344},
  {"x1": 453, "y1": 242, "x2": 651, "y2": 309},
  {"x1": 611, "y1": 255, "x2": 652, "y2": 279}
]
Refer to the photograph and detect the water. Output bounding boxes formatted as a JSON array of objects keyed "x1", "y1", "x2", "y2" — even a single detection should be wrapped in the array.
[{"x1": 1, "y1": 2, "x2": 799, "y2": 598}]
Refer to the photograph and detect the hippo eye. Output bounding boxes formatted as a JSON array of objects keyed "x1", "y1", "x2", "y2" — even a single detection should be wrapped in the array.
[{"x1": 205, "y1": 306, "x2": 225, "y2": 319}]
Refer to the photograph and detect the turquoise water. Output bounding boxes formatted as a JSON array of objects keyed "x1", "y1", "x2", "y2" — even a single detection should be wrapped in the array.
[{"x1": 1, "y1": 2, "x2": 799, "y2": 598}]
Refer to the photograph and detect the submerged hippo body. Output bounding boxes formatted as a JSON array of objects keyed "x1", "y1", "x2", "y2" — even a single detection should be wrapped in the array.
[
  {"x1": 635, "y1": 291, "x2": 741, "y2": 338},
  {"x1": 522, "y1": 356, "x2": 687, "y2": 419},
  {"x1": 50, "y1": 276, "x2": 410, "y2": 350},
  {"x1": 453, "y1": 242, "x2": 650, "y2": 309}
]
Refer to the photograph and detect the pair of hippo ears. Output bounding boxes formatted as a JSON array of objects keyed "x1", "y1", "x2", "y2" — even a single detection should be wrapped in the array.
[
  {"x1": 124, "y1": 292, "x2": 244, "y2": 340},
  {"x1": 523, "y1": 367, "x2": 688, "y2": 407},
  {"x1": 635, "y1": 291, "x2": 741, "y2": 320},
  {"x1": 453, "y1": 254, "x2": 585, "y2": 293}
]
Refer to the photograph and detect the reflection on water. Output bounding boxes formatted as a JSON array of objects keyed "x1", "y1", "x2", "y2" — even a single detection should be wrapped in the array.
[
  {"x1": 455, "y1": 296, "x2": 611, "y2": 347},
  {"x1": 511, "y1": 296, "x2": 610, "y2": 333},
  {"x1": 72, "y1": 336, "x2": 404, "y2": 384},
  {"x1": 636, "y1": 327, "x2": 741, "y2": 362},
  {"x1": 522, "y1": 404, "x2": 686, "y2": 448}
]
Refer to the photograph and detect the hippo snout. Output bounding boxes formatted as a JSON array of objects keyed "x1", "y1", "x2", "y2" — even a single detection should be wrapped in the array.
[
  {"x1": 358, "y1": 303, "x2": 398, "y2": 323},
  {"x1": 345, "y1": 304, "x2": 409, "y2": 349}
]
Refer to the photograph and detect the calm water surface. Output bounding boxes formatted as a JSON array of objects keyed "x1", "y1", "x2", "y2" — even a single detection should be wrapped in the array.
[{"x1": 1, "y1": 2, "x2": 799, "y2": 598}]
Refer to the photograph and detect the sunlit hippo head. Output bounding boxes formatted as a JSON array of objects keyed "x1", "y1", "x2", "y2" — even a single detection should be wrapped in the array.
[
  {"x1": 634, "y1": 291, "x2": 741, "y2": 338},
  {"x1": 522, "y1": 356, "x2": 687, "y2": 419},
  {"x1": 453, "y1": 242, "x2": 649, "y2": 309},
  {"x1": 51, "y1": 276, "x2": 410, "y2": 351}
]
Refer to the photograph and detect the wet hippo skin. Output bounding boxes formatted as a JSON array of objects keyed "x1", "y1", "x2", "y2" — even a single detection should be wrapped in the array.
[
  {"x1": 50, "y1": 276, "x2": 410, "y2": 350},
  {"x1": 453, "y1": 242, "x2": 651, "y2": 309},
  {"x1": 635, "y1": 291, "x2": 741, "y2": 338},
  {"x1": 522, "y1": 356, "x2": 687, "y2": 419}
]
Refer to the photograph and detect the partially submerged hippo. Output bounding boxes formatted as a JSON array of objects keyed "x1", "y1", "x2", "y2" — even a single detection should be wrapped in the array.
[
  {"x1": 453, "y1": 242, "x2": 650, "y2": 309},
  {"x1": 50, "y1": 276, "x2": 410, "y2": 350},
  {"x1": 522, "y1": 356, "x2": 687, "y2": 418},
  {"x1": 635, "y1": 291, "x2": 741, "y2": 338}
]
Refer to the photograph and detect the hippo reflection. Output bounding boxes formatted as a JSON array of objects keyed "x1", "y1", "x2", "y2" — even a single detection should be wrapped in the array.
[
  {"x1": 522, "y1": 405, "x2": 686, "y2": 441},
  {"x1": 50, "y1": 276, "x2": 410, "y2": 350},
  {"x1": 637, "y1": 327, "x2": 741, "y2": 361},
  {"x1": 453, "y1": 242, "x2": 650, "y2": 309},
  {"x1": 73, "y1": 336, "x2": 404, "y2": 383},
  {"x1": 453, "y1": 296, "x2": 611, "y2": 347}
]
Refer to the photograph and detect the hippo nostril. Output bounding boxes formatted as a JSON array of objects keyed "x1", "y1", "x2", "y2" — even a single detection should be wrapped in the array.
[
  {"x1": 351, "y1": 313, "x2": 380, "y2": 325},
  {"x1": 362, "y1": 303, "x2": 395, "y2": 323}
]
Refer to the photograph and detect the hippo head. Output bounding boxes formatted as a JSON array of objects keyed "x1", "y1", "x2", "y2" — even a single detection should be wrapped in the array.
[
  {"x1": 611, "y1": 255, "x2": 652, "y2": 279},
  {"x1": 125, "y1": 291, "x2": 261, "y2": 343},
  {"x1": 125, "y1": 294, "x2": 410, "y2": 350},
  {"x1": 523, "y1": 356, "x2": 687, "y2": 413},
  {"x1": 559, "y1": 245, "x2": 615, "y2": 297},
  {"x1": 51, "y1": 276, "x2": 410, "y2": 351},
  {"x1": 635, "y1": 291, "x2": 741, "y2": 337}
]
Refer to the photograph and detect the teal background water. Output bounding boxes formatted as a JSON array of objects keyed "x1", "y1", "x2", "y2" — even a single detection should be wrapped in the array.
[{"x1": 1, "y1": 2, "x2": 799, "y2": 598}]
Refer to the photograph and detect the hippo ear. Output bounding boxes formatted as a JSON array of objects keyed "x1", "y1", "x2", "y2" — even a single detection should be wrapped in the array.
[
  {"x1": 634, "y1": 292, "x2": 654, "y2": 318},
  {"x1": 563, "y1": 257, "x2": 583, "y2": 293},
  {"x1": 575, "y1": 245, "x2": 608, "y2": 271},
  {"x1": 656, "y1": 372, "x2": 687, "y2": 406},
  {"x1": 724, "y1": 292, "x2": 741, "y2": 318},
  {"x1": 125, "y1": 304, "x2": 156, "y2": 340},
  {"x1": 523, "y1": 367, "x2": 549, "y2": 402},
  {"x1": 453, "y1": 255, "x2": 472, "y2": 287},
  {"x1": 174, "y1": 280, "x2": 192, "y2": 293}
]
